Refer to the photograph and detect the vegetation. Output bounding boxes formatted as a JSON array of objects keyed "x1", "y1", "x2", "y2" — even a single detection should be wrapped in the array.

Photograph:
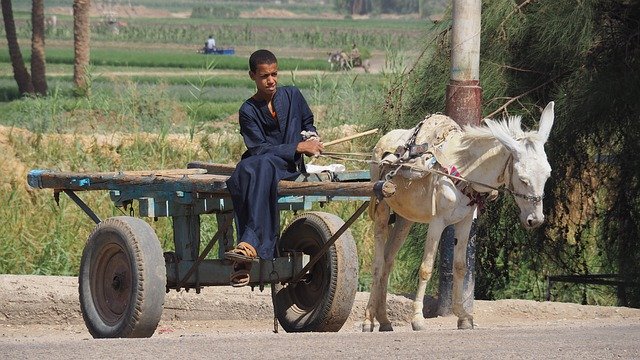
[
  {"x1": 381, "y1": 0, "x2": 640, "y2": 307},
  {"x1": 2, "y1": 13, "x2": 425, "y2": 52},
  {"x1": 2, "y1": 0, "x2": 638, "y2": 308},
  {"x1": 0, "y1": 2, "x2": 409, "y2": 290}
]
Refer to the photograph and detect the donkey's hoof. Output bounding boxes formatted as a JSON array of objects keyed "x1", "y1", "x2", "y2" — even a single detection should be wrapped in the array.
[
  {"x1": 411, "y1": 319, "x2": 427, "y2": 331},
  {"x1": 362, "y1": 322, "x2": 374, "y2": 332},
  {"x1": 379, "y1": 323, "x2": 394, "y2": 332},
  {"x1": 457, "y1": 317, "x2": 474, "y2": 330}
]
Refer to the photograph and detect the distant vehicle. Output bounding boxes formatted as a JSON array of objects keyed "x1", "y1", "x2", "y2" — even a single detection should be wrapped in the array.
[
  {"x1": 327, "y1": 51, "x2": 370, "y2": 73},
  {"x1": 200, "y1": 47, "x2": 235, "y2": 55},
  {"x1": 198, "y1": 47, "x2": 235, "y2": 55}
]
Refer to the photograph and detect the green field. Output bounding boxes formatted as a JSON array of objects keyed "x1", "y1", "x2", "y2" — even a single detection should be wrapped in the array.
[{"x1": 0, "y1": 3, "x2": 431, "y2": 294}]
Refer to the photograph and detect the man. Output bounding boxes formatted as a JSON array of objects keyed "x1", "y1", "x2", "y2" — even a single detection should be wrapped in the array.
[
  {"x1": 350, "y1": 43, "x2": 362, "y2": 67},
  {"x1": 205, "y1": 35, "x2": 216, "y2": 52},
  {"x1": 224, "y1": 49, "x2": 324, "y2": 286}
]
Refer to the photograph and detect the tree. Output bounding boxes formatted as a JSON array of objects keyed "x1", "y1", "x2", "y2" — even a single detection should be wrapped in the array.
[
  {"x1": 31, "y1": 0, "x2": 47, "y2": 95},
  {"x1": 378, "y1": 0, "x2": 640, "y2": 307},
  {"x1": 73, "y1": 0, "x2": 91, "y2": 96},
  {"x1": 1, "y1": 0, "x2": 34, "y2": 95},
  {"x1": 351, "y1": 0, "x2": 371, "y2": 15}
]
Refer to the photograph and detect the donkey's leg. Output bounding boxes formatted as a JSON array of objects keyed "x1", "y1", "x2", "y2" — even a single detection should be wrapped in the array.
[
  {"x1": 412, "y1": 220, "x2": 447, "y2": 331},
  {"x1": 374, "y1": 215, "x2": 413, "y2": 332},
  {"x1": 452, "y1": 214, "x2": 475, "y2": 329},
  {"x1": 363, "y1": 201, "x2": 391, "y2": 332}
]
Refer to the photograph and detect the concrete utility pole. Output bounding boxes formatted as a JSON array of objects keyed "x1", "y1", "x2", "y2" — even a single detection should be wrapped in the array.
[
  {"x1": 438, "y1": 0, "x2": 482, "y2": 316},
  {"x1": 446, "y1": 0, "x2": 482, "y2": 125}
]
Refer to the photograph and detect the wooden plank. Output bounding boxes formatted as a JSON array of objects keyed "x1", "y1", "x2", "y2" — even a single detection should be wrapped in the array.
[
  {"x1": 111, "y1": 168, "x2": 208, "y2": 176},
  {"x1": 27, "y1": 169, "x2": 394, "y2": 198},
  {"x1": 187, "y1": 161, "x2": 235, "y2": 175},
  {"x1": 187, "y1": 161, "x2": 371, "y2": 183}
]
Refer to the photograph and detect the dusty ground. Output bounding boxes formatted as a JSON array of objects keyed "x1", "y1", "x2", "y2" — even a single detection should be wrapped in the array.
[{"x1": 1, "y1": 274, "x2": 639, "y2": 339}]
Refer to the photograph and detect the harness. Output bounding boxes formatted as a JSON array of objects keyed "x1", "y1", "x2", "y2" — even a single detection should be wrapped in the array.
[{"x1": 378, "y1": 120, "x2": 544, "y2": 208}]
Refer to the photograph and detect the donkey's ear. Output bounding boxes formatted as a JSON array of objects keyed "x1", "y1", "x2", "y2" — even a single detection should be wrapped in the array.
[
  {"x1": 537, "y1": 101, "x2": 554, "y2": 143},
  {"x1": 484, "y1": 118, "x2": 524, "y2": 154}
]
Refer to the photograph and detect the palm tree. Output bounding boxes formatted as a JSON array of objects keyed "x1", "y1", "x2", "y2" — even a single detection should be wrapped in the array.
[
  {"x1": 1, "y1": 0, "x2": 35, "y2": 95},
  {"x1": 31, "y1": 0, "x2": 47, "y2": 95},
  {"x1": 73, "y1": 0, "x2": 91, "y2": 96}
]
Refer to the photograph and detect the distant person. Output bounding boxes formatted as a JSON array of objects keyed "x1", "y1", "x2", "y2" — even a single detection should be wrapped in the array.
[
  {"x1": 350, "y1": 43, "x2": 362, "y2": 67},
  {"x1": 205, "y1": 35, "x2": 216, "y2": 52}
]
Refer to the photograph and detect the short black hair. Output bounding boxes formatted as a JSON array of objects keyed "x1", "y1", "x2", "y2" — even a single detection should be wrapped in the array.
[{"x1": 249, "y1": 49, "x2": 277, "y2": 73}]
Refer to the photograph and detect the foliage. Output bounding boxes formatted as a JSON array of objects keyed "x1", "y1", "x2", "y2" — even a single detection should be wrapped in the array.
[
  {"x1": 7, "y1": 0, "x2": 638, "y2": 309},
  {"x1": 333, "y1": 0, "x2": 447, "y2": 16},
  {"x1": 0, "y1": 46, "x2": 330, "y2": 71},
  {"x1": 1, "y1": 15, "x2": 423, "y2": 53},
  {"x1": 190, "y1": 5, "x2": 240, "y2": 19},
  {"x1": 377, "y1": 0, "x2": 640, "y2": 307},
  {"x1": 0, "y1": 63, "x2": 394, "y2": 284}
]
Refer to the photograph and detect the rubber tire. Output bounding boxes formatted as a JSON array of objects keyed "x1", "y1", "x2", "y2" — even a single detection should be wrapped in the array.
[
  {"x1": 272, "y1": 211, "x2": 358, "y2": 332},
  {"x1": 79, "y1": 216, "x2": 166, "y2": 338}
]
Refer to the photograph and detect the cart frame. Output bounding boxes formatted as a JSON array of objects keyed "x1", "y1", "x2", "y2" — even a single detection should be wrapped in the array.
[{"x1": 27, "y1": 162, "x2": 395, "y2": 338}]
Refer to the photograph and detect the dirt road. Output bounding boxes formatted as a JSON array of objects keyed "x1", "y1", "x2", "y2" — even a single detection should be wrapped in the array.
[{"x1": 1, "y1": 275, "x2": 639, "y2": 359}]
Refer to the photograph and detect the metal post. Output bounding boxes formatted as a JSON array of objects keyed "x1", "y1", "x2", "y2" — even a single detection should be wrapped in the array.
[{"x1": 439, "y1": 0, "x2": 482, "y2": 316}]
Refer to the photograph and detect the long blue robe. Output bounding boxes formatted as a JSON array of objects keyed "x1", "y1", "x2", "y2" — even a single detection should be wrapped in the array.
[{"x1": 226, "y1": 86, "x2": 317, "y2": 259}]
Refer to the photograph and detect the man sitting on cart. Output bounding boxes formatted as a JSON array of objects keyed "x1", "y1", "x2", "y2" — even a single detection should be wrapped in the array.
[{"x1": 224, "y1": 49, "x2": 324, "y2": 286}]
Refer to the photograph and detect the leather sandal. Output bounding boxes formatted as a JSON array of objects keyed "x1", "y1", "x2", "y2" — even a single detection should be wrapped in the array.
[
  {"x1": 224, "y1": 242, "x2": 258, "y2": 263},
  {"x1": 230, "y1": 263, "x2": 251, "y2": 287}
]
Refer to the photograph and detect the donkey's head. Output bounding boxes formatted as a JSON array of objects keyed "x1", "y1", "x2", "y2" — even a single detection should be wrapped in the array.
[{"x1": 484, "y1": 102, "x2": 555, "y2": 229}]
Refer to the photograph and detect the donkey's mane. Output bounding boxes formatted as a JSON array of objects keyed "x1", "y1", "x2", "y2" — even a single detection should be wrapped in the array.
[
  {"x1": 458, "y1": 115, "x2": 541, "y2": 150},
  {"x1": 449, "y1": 115, "x2": 541, "y2": 169}
]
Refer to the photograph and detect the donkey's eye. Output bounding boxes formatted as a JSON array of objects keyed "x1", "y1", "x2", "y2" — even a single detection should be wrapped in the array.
[{"x1": 518, "y1": 178, "x2": 530, "y2": 186}]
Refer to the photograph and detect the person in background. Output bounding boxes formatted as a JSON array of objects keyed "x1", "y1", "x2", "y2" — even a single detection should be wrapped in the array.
[
  {"x1": 350, "y1": 43, "x2": 362, "y2": 67},
  {"x1": 205, "y1": 35, "x2": 216, "y2": 52},
  {"x1": 224, "y1": 49, "x2": 324, "y2": 287}
]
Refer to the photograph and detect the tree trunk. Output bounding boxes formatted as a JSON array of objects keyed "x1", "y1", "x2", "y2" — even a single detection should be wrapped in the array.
[
  {"x1": 73, "y1": 0, "x2": 91, "y2": 96},
  {"x1": 31, "y1": 0, "x2": 47, "y2": 96},
  {"x1": 351, "y1": 0, "x2": 367, "y2": 15},
  {"x1": 1, "y1": 0, "x2": 34, "y2": 95}
]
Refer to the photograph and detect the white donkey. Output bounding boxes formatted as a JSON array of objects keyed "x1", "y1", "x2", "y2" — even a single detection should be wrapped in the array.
[{"x1": 363, "y1": 102, "x2": 555, "y2": 331}]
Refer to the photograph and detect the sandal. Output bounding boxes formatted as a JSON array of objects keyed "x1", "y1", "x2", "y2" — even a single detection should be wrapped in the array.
[
  {"x1": 224, "y1": 242, "x2": 258, "y2": 263},
  {"x1": 229, "y1": 262, "x2": 252, "y2": 287}
]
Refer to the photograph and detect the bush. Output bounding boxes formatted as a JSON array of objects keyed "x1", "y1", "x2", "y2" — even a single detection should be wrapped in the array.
[{"x1": 191, "y1": 6, "x2": 240, "y2": 19}]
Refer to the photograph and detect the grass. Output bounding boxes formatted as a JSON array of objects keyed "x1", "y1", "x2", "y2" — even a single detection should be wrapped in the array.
[
  {"x1": 3, "y1": 12, "x2": 425, "y2": 53},
  {"x1": 0, "y1": 46, "x2": 331, "y2": 71},
  {"x1": 0, "y1": 6, "x2": 426, "y2": 294},
  {"x1": 0, "y1": 64, "x2": 400, "y2": 284},
  {"x1": 11, "y1": 1, "x2": 336, "y2": 15}
]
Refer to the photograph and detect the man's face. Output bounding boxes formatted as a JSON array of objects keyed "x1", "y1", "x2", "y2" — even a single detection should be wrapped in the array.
[{"x1": 250, "y1": 62, "x2": 278, "y2": 99}]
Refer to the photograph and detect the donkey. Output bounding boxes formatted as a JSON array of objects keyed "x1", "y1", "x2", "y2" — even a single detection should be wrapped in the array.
[
  {"x1": 363, "y1": 102, "x2": 555, "y2": 331},
  {"x1": 327, "y1": 51, "x2": 349, "y2": 71}
]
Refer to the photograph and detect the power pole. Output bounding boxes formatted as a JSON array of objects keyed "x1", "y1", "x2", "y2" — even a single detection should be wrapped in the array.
[{"x1": 438, "y1": 0, "x2": 482, "y2": 316}]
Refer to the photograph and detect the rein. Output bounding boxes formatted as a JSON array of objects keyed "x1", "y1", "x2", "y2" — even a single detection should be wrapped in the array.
[
  {"x1": 316, "y1": 152, "x2": 544, "y2": 204},
  {"x1": 384, "y1": 160, "x2": 544, "y2": 204}
]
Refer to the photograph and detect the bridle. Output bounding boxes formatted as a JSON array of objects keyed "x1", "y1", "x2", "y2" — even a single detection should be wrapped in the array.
[{"x1": 378, "y1": 153, "x2": 544, "y2": 205}]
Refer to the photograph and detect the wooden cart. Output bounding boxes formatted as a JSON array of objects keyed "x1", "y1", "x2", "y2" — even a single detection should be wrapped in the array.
[{"x1": 27, "y1": 161, "x2": 395, "y2": 338}]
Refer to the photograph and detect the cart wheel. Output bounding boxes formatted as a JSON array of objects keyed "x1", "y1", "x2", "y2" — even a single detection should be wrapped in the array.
[
  {"x1": 272, "y1": 211, "x2": 358, "y2": 332},
  {"x1": 79, "y1": 216, "x2": 166, "y2": 338}
]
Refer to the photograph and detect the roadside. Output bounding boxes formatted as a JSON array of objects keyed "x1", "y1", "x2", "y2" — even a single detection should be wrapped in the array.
[{"x1": 2, "y1": 274, "x2": 640, "y2": 339}]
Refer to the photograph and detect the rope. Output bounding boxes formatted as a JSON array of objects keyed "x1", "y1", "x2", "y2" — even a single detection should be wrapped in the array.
[{"x1": 314, "y1": 152, "x2": 543, "y2": 204}]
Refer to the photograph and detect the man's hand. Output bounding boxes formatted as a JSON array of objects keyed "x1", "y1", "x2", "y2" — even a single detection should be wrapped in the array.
[{"x1": 296, "y1": 139, "x2": 324, "y2": 156}]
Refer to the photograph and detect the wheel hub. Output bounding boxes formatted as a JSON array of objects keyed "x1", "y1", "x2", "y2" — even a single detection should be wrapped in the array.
[
  {"x1": 92, "y1": 244, "x2": 132, "y2": 325},
  {"x1": 111, "y1": 272, "x2": 125, "y2": 291}
]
